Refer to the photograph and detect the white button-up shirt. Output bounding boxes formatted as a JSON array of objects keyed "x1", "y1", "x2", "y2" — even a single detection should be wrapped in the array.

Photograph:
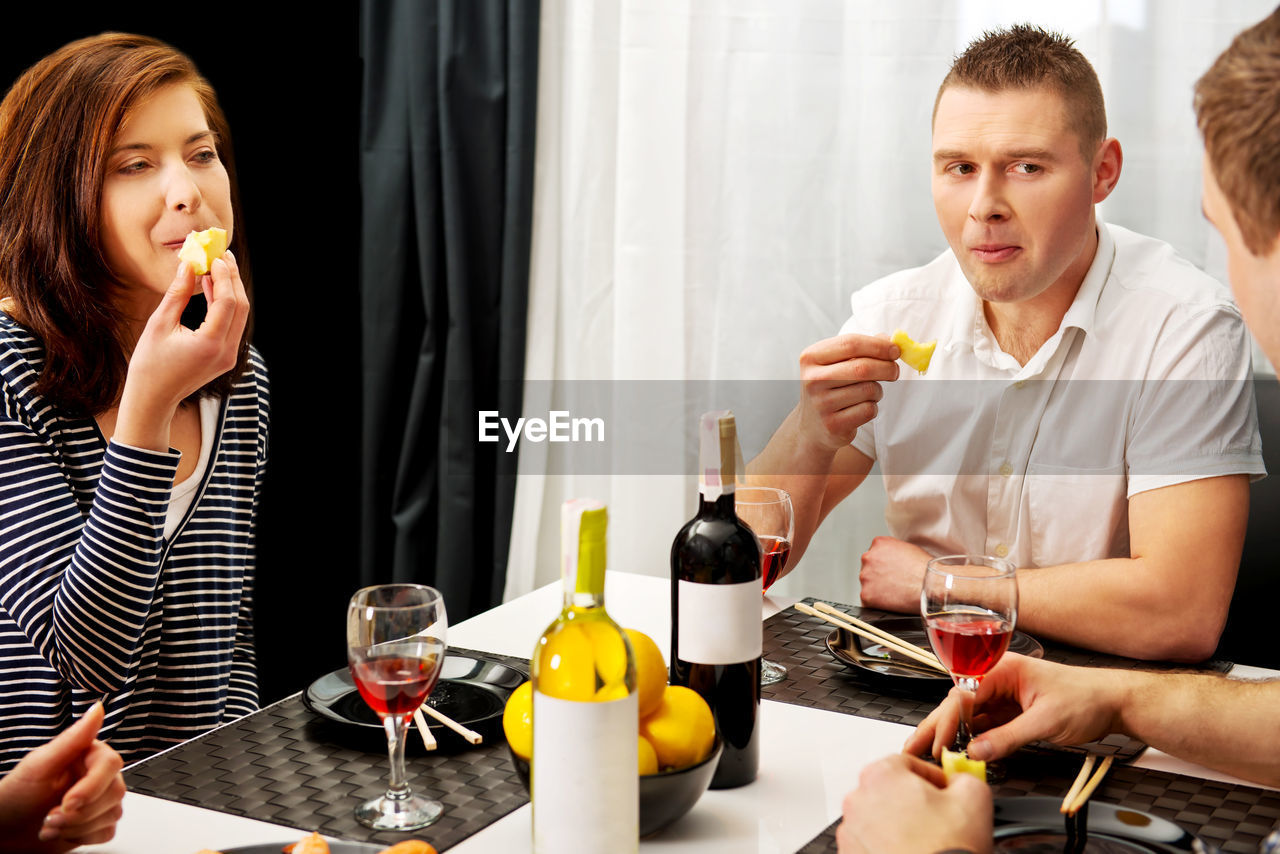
[{"x1": 842, "y1": 223, "x2": 1264, "y2": 570}]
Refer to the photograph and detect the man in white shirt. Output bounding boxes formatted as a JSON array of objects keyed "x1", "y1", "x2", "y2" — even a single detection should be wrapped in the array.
[
  {"x1": 836, "y1": 10, "x2": 1280, "y2": 853},
  {"x1": 754, "y1": 25, "x2": 1262, "y2": 661}
]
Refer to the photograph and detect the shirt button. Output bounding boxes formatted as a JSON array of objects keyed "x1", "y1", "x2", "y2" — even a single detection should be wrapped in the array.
[
  {"x1": 1014, "y1": 381, "x2": 1026, "y2": 389},
  {"x1": 999, "y1": 462, "x2": 1013, "y2": 477},
  {"x1": 994, "y1": 544, "x2": 1010, "y2": 558}
]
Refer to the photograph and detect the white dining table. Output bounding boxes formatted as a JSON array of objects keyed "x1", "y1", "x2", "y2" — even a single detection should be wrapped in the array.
[{"x1": 82, "y1": 571, "x2": 1277, "y2": 853}]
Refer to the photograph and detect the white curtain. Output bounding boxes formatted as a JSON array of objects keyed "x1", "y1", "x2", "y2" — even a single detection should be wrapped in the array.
[{"x1": 504, "y1": 0, "x2": 1277, "y2": 604}]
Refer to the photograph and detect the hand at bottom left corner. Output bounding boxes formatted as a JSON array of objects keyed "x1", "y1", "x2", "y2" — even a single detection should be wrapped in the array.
[
  {"x1": 0, "y1": 702, "x2": 125, "y2": 854},
  {"x1": 836, "y1": 754, "x2": 993, "y2": 854}
]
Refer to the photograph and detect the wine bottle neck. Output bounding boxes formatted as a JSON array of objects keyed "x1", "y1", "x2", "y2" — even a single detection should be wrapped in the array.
[
  {"x1": 697, "y1": 491, "x2": 737, "y2": 518},
  {"x1": 562, "y1": 590, "x2": 607, "y2": 610}
]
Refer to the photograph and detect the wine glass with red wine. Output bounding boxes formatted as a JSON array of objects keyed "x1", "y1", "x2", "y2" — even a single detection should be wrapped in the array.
[
  {"x1": 347, "y1": 584, "x2": 448, "y2": 830},
  {"x1": 921, "y1": 555, "x2": 1017, "y2": 754},
  {"x1": 736, "y1": 486, "x2": 795, "y2": 686}
]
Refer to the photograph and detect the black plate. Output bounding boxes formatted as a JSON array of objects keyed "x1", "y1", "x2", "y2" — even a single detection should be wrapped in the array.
[
  {"x1": 221, "y1": 845, "x2": 383, "y2": 854},
  {"x1": 993, "y1": 797, "x2": 1204, "y2": 852},
  {"x1": 826, "y1": 616, "x2": 1043, "y2": 681},
  {"x1": 302, "y1": 651, "x2": 527, "y2": 753}
]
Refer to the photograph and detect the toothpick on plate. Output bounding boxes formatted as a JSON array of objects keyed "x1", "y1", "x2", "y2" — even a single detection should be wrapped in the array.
[
  {"x1": 1066, "y1": 755, "x2": 1113, "y2": 815},
  {"x1": 812, "y1": 602, "x2": 946, "y2": 670},
  {"x1": 412, "y1": 708, "x2": 437, "y2": 751},
  {"x1": 1062, "y1": 755, "x2": 1113, "y2": 814},
  {"x1": 794, "y1": 602, "x2": 948, "y2": 673},
  {"x1": 421, "y1": 703, "x2": 483, "y2": 745}
]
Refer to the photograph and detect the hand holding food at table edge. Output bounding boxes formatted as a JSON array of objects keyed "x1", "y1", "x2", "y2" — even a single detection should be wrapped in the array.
[
  {"x1": 836, "y1": 754, "x2": 992, "y2": 854},
  {"x1": 0, "y1": 701, "x2": 125, "y2": 854},
  {"x1": 904, "y1": 654, "x2": 1126, "y2": 763}
]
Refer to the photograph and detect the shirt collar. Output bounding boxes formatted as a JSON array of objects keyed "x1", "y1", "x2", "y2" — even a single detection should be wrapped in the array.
[
  {"x1": 1059, "y1": 220, "x2": 1115, "y2": 337},
  {"x1": 949, "y1": 221, "x2": 1116, "y2": 374}
]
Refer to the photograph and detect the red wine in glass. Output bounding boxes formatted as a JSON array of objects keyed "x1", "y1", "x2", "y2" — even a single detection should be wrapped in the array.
[
  {"x1": 351, "y1": 650, "x2": 443, "y2": 719},
  {"x1": 760, "y1": 536, "x2": 792, "y2": 593},
  {"x1": 925, "y1": 610, "x2": 1012, "y2": 679},
  {"x1": 921, "y1": 555, "x2": 1018, "y2": 760}
]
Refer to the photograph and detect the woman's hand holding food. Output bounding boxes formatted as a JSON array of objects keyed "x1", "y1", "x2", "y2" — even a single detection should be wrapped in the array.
[
  {"x1": 115, "y1": 252, "x2": 250, "y2": 452},
  {"x1": 836, "y1": 754, "x2": 992, "y2": 854},
  {"x1": 904, "y1": 654, "x2": 1127, "y2": 762}
]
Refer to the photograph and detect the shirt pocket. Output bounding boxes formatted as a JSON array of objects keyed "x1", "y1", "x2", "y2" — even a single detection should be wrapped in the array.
[{"x1": 1025, "y1": 462, "x2": 1128, "y2": 569}]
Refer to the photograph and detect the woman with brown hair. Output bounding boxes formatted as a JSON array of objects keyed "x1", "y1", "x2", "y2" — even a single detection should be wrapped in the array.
[{"x1": 0, "y1": 32, "x2": 264, "y2": 774}]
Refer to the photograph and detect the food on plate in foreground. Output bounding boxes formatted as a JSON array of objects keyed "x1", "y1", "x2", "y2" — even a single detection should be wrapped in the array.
[
  {"x1": 178, "y1": 226, "x2": 228, "y2": 275},
  {"x1": 890, "y1": 328, "x2": 936, "y2": 374},
  {"x1": 195, "y1": 831, "x2": 437, "y2": 854}
]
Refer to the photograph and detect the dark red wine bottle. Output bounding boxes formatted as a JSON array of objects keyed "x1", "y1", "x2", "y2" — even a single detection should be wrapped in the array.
[{"x1": 670, "y1": 410, "x2": 761, "y2": 789}]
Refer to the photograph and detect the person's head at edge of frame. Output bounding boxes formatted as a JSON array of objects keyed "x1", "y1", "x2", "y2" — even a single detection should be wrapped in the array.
[
  {"x1": 1196, "y1": 4, "x2": 1280, "y2": 369},
  {"x1": 0, "y1": 31, "x2": 253, "y2": 418},
  {"x1": 929, "y1": 24, "x2": 1122, "y2": 315}
]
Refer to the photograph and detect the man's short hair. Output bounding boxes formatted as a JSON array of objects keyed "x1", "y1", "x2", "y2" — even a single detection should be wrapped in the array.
[
  {"x1": 1195, "y1": 7, "x2": 1280, "y2": 256},
  {"x1": 934, "y1": 24, "x2": 1107, "y2": 161}
]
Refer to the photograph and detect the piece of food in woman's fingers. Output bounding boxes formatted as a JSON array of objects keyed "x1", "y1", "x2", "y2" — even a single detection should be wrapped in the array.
[
  {"x1": 282, "y1": 832, "x2": 330, "y2": 854},
  {"x1": 940, "y1": 746, "x2": 986, "y2": 783},
  {"x1": 890, "y1": 328, "x2": 937, "y2": 374},
  {"x1": 178, "y1": 227, "x2": 228, "y2": 276}
]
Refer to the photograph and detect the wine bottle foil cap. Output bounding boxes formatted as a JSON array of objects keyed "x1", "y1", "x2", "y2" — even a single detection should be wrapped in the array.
[
  {"x1": 561, "y1": 498, "x2": 608, "y2": 595},
  {"x1": 698, "y1": 409, "x2": 738, "y2": 500}
]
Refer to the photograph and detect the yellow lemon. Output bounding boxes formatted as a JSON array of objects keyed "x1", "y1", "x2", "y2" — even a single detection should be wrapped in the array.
[
  {"x1": 640, "y1": 685, "x2": 715, "y2": 771},
  {"x1": 625, "y1": 628, "x2": 667, "y2": 720},
  {"x1": 940, "y1": 747, "x2": 986, "y2": 783},
  {"x1": 502, "y1": 681, "x2": 533, "y2": 760},
  {"x1": 638, "y1": 734, "x2": 659, "y2": 776},
  {"x1": 891, "y1": 329, "x2": 937, "y2": 374},
  {"x1": 593, "y1": 681, "x2": 629, "y2": 702},
  {"x1": 582, "y1": 619, "x2": 629, "y2": 686},
  {"x1": 535, "y1": 623, "x2": 595, "y2": 702}
]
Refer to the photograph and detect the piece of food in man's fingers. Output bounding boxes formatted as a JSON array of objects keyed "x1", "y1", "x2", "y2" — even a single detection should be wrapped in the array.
[
  {"x1": 890, "y1": 329, "x2": 936, "y2": 374},
  {"x1": 940, "y1": 746, "x2": 987, "y2": 783},
  {"x1": 178, "y1": 227, "x2": 228, "y2": 276}
]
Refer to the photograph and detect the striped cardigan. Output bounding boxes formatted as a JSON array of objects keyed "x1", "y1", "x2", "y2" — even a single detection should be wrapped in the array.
[{"x1": 0, "y1": 313, "x2": 268, "y2": 771}]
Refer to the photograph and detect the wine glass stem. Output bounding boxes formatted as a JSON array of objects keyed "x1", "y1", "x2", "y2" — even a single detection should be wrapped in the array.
[
  {"x1": 955, "y1": 677, "x2": 979, "y2": 749},
  {"x1": 383, "y1": 714, "x2": 411, "y2": 798}
]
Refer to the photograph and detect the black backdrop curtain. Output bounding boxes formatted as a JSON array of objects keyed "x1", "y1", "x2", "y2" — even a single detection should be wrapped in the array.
[{"x1": 359, "y1": 0, "x2": 538, "y2": 621}]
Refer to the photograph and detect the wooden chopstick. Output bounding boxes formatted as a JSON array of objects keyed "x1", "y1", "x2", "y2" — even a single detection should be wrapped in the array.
[
  {"x1": 812, "y1": 602, "x2": 946, "y2": 670},
  {"x1": 794, "y1": 603, "x2": 949, "y2": 673},
  {"x1": 421, "y1": 703, "x2": 483, "y2": 745},
  {"x1": 1061, "y1": 755, "x2": 1112, "y2": 815},
  {"x1": 412, "y1": 708, "x2": 437, "y2": 751}
]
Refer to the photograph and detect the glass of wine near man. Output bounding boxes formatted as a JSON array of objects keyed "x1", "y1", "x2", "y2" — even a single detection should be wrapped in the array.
[{"x1": 921, "y1": 554, "x2": 1018, "y2": 779}]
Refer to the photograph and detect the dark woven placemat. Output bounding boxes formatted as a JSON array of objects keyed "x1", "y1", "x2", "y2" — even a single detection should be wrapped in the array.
[
  {"x1": 763, "y1": 599, "x2": 1234, "y2": 761},
  {"x1": 796, "y1": 750, "x2": 1280, "y2": 853},
  {"x1": 124, "y1": 648, "x2": 530, "y2": 850}
]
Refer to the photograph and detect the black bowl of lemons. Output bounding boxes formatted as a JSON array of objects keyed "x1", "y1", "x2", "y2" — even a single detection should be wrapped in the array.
[{"x1": 503, "y1": 629, "x2": 722, "y2": 837}]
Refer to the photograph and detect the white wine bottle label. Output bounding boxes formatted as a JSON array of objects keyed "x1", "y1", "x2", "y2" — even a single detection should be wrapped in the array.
[
  {"x1": 677, "y1": 578, "x2": 762, "y2": 663},
  {"x1": 532, "y1": 691, "x2": 639, "y2": 854}
]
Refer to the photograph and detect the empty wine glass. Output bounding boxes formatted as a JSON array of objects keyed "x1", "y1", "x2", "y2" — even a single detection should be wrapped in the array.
[
  {"x1": 921, "y1": 555, "x2": 1017, "y2": 750},
  {"x1": 347, "y1": 584, "x2": 448, "y2": 830},
  {"x1": 736, "y1": 486, "x2": 794, "y2": 686}
]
